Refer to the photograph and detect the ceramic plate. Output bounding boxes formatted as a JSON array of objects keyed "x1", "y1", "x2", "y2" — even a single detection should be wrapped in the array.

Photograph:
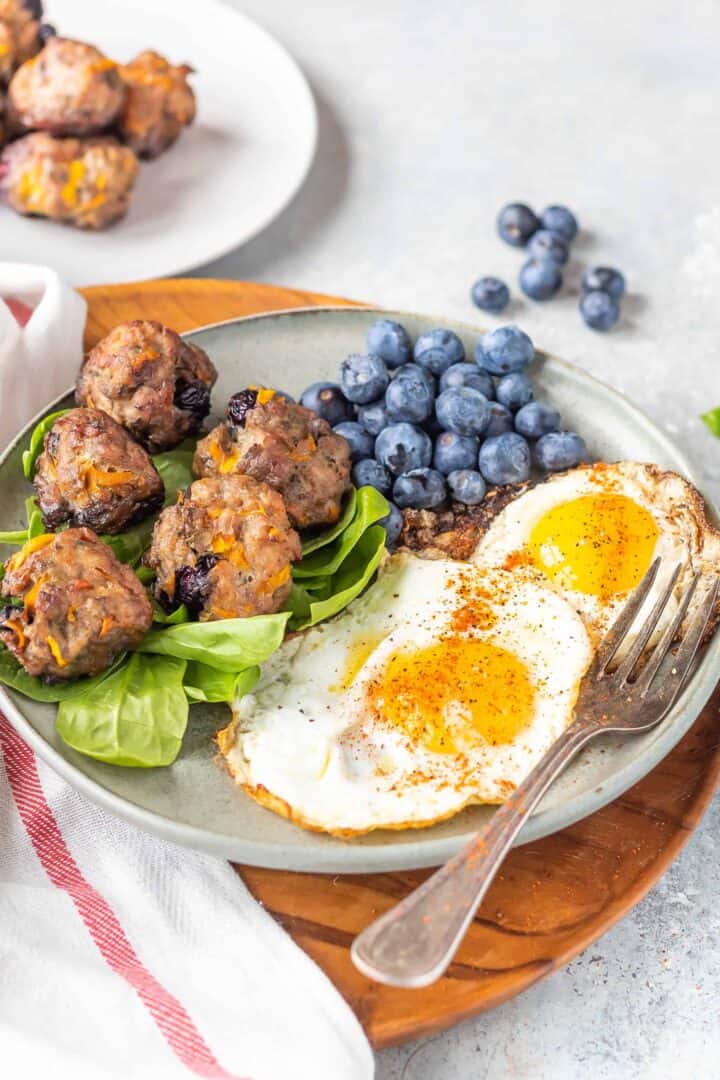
[
  {"x1": 0, "y1": 0, "x2": 317, "y2": 285},
  {"x1": 1, "y1": 307, "x2": 718, "y2": 872}
]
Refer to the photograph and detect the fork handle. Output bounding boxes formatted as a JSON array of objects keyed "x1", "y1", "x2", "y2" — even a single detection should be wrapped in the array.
[{"x1": 351, "y1": 721, "x2": 597, "y2": 988}]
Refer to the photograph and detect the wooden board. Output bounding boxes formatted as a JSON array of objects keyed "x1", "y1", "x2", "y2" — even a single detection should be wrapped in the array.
[{"x1": 80, "y1": 278, "x2": 720, "y2": 1049}]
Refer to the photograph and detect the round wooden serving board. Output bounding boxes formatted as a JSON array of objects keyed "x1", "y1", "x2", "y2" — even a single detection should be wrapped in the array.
[{"x1": 80, "y1": 278, "x2": 720, "y2": 1049}]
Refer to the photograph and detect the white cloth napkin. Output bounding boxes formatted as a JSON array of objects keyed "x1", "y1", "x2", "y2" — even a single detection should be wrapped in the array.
[{"x1": 0, "y1": 267, "x2": 375, "y2": 1080}]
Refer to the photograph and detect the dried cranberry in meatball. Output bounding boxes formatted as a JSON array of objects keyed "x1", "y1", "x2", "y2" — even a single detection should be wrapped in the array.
[
  {"x1": 0, "y1": 529, "x2": 152, "y2": 680},
  {"x1": 145, "y1": 475, "x2": 300, "y2": 621},
  {"x1": 193, "y1": 390, "x2": 352, "y2": 530},
  {"x1": 0, "y1": 1, "x2": 42, "y2": 86},
  {"x1": 76, "y1": 320, "x2": 218, "y2": 452},
  {"x1": 9, "y1": 37, "x2": 125, "y2": 135},
  {"x1": 34, "y1": 408, "x2": 164, "y2": 535},
  {"x1": 118, "y1": 50, "x2": 195, "y2": 159}
]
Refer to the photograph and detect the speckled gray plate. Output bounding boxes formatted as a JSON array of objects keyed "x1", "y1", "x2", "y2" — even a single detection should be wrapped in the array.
[{"x1": 1, "y1": 307, "x2": 718, "y2": 872}]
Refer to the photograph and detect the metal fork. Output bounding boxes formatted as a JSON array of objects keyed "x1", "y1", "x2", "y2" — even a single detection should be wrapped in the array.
[{"x1": 351, "y1": 558, "x2": 719, "y2": 988}]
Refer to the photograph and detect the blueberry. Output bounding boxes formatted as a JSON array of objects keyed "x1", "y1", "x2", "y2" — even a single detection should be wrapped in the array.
[
  {"x1": 476, "y1": 325, "x2": 534, "y2": 375},
  {"x1": 366, "y1": 318, "x2": 412, "y2": 368},
  {"x1": 433, "y1": 431, "x2": 479, "y2": 474},
  {"x1": 393, "y1": 468, "x2": 447, "y2": 510},
  {"x1": 519, "y1": 257, "x2": 563, "y2": 301},
  {"x1": 485, "y1": 402, "x2": 514, "y2": 437},
  {"x1": 478, "y1": 433, "x2": 531, "y2": 486},
  {"x1": 580, "y1": 290, "x2": 620, "y2": 331},
  {"x1": 514, "y1": 401, "x2": 561, "y2": 439},
  {"x1": 391, "y1": 362, "x2": 436, "y2": 394},
  {"x1": 527, "y1": 229, "x2": 569, "y2": 266},
  {"x1": 300, "y1": 381, "x2": 351, "y2": 425},
  {"x1": 174, "y1": 554, "x2": 218, "y2": 614},
  {"x1": 174, "y1": 378, "x2": 211, "y2": 419},
  {"x1": 435, "y1": 387, "x2": 491, "y2": 437},
  {"x1": 534, "y1": 431, "x2": 587, "y2": 472},
  {"x1": 540, "y1": 205, "x2": 579, "y2": 243},
  {"x1": 414, "y1": 328, "x2": 465, "y2": 375},
  {"x1": 582, "y1": 265, "x2": 625, "y2": 300},
  {"x1": 352, "y1": 457, "x2": 392, "y2": 495},
  {"x1": 439, "y1": 362, "x2": 494, "y2": 399},
  {"x1": 471, "y1": 276, "x2": 510, "y2": 314},
  {"x1": 375, "y1": 423, "x2": 432, "y2": 476},
  {"x1": 495, "y1": 371, "x2": 534, "y2": 412},
  {"x1": 226, "y1": 388, "x2": 259, "y2": 426},
  {"x1": 379, "y1": 502, "x2": 404, "y2": 548},
  {"x1": 333, "y1": 421, "x2": 375, "y2": 462},
  {"x1": 384, "y1": 369, "x2": 434, "y2": 423},
  {"x1": 496, "y1": 202, "x2": 540, "y2": 247},
  {"x1": 339, "y1": 353, "x2": 389, "y2": 404},
  {"x1": 358, "y1": 401, "x2": 389, "y2": 436},
  {"x1": 447, "y1": 469, "x2": 487, "y2": 505}
]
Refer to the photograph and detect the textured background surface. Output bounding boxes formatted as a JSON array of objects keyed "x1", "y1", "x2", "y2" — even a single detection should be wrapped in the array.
[{"x1": 202, "y1": 1, "x2": 720, "y2": 1075}]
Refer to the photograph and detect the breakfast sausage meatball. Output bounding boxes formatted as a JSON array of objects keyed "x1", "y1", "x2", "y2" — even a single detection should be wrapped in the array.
[
  {"x1": 0, "y1": 0, "x2": 41, "y2": 85},
  {"x1": 8, "y1": 37, "x2": 125, "y2": 135},
  {"x1": 145, "y1": 475, "x2": 300, "y2": 621},
  {"x1": 0, "y1": 529, "x2": 152, "y2": 680},
  {"x1": 118, "y1": 50, "x2": 195, "y2": 159},
  {"x1": 34, "y1": 408, "x2": 164, "y2": 535},
  {"x1": 76, "y1": 320, "x2": 218, "y2": 453},
  {"x1": 0, "y1": 131, "x2": 139, "y2": 229},
  {"x1": 193, "y1": 391, "x2": 352, "y2": 530}
]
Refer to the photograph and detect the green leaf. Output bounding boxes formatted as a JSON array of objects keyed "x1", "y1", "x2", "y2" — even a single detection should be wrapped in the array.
[
  {"x1": 135, "y1": 565, "x2": 155, "y2": 585},
  {"x1": 293, "y1": 487, "x2": 389, "y2": 579},
  {"x1": 56, "y1": 653, "x2": 188, "y2": 767},
  {"x1": 102, "y1": 519, "x2": 155, "y2": 566},
  {"x1": 22, "y1": 409, "x2": 71, "y2": 480},
  {"x1": 0, "y1": 647, "x2": 125, "y2": 702},
  {"x1": 291, "y1": 525, "x2": 386, "y2": 629},
  {"x1": 0, "y1": 529, "x2": 30, "y2": 545},
  {"x1": 135, "y1": 612, "x2": 290, "y2": 672},
  {"x1": 701, "y1": 407, "x2": 720, "y2": 438},
  {"x1": 0, "y1": 497, "x2": 44, "y2": 547},
  {"x1": 300, "y1": 489, "x2": 357, "y2": 556},
  {"x1": 151, "y1": 601, "x2": 190, "y2": 625},
  {"x1": 184, "y1": 662, "x2": 260, "y2": 704}
]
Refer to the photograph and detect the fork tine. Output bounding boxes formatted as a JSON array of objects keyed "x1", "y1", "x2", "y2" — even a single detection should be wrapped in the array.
[
  {"x1": 633, "y1": 572, "x2": 701, "y2": 696},
  {"x1": 613, "y1": 562, "x2": 684, "y2": 684},
  {"x1": 595, "y1": 557, "x2": 661, "y2": 673},
  {"x1": 638, "y1": 575, "x2": 719, "y2": 706}
]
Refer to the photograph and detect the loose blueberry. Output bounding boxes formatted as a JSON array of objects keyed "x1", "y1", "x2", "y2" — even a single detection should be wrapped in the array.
[
  {"x1": 580, "y1": 289, "x2": 620, "y2": 331},
  {"x1": 581, "y1": 265, "x2": 625, "y2": 300},
  {"x1": 476, "y1": 325, "x2": 534, "y2": 375},
  {"x1": 495, "y1": 371, "x2": 534, "y2": 412},
  {"x1": 366, "y1": 318, "x2": 412, "y2": 368},
  {"x1": 534, "y1": 431, "x2": 587, "y2": 472},
  {"x1": 339, "y1": 353, "x2": 389, "y2": 404},
  {"x1": 433, "y1": 431, "x2": 479, "y2": 475},
  {"x1": 414, "y1": 328, "x2": 465, "y2": 375},
  {"x1": 471, "y1": 276, "x2": 510, "y2": 314},
  {"x1": 393, "y1": 468, "x2": 447, "y2": 510},
  {"x1": 439, "y1": 362, "x2": 494, "y2": 400},
  {"x1": 527, "y1": 229, "x2": 569, "y2": 266},
  {"x1": 391, "y1": 362, "x2": 436, "y2": 394},
  {"x1": 478, "y1": 433, "x2": 531, "y2": 486},
  {"x1": 435, "y1": 386, "x2": 491, "y2": 437},
  {"x1": 226, "y1": 388, "x2": 259, "y2": 426},
  {"x1": 333, "y1": 421, "x2": 375, "y2": 462},
  {"x1": 447, "y1": 469, "x2": 487, "y2": 505},
  {"x1": 300, "y1": 381, "x2": 351, "y2": 426},
  {"x1": 485, "y1": 402, "x2": 514, "y2": 437},
  {"x1": 540, "y1": 205, "x2": 579, "y2": 243},
  {"x1": 496, "y1": 202, "x2": 540, "y2": 247},
  {"x1": 352, "y1": 457, "x2": 392, "y2": 495},
  {"x1": 379, "y1": 502, "x2": 404, "y2": 548},
  {"x1": 514, "y1": 401, "x2": 561, "y2": 439},
  {"x1": 519, "y1": 257, "x2": 563, "y2": 301},
  {"x1": 375, "y1": 423, "x2": 432, "y2": 476},
  {"x1": 384, "y1": 369, "x2": 434, "y2": 423},
  {"x1": 358, "y1": 400, "x2": 390, "y2": 436}
]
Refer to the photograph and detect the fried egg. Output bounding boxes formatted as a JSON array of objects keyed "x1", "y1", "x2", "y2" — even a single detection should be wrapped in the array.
[{"x1": 217, "y1": 553, "x2": 592, "y2": 835}]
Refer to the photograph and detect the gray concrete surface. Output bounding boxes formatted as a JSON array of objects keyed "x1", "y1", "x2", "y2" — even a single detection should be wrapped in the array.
[{"x1": 202, "y1": 2, "x2": 720, "y2": 1075}]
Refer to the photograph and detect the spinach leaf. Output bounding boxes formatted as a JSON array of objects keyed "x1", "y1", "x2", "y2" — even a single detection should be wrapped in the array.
[
  {"x1": 184, "y1": 663, "x2": 260, "y2": 704},
  {"x1": 22, "y1": 409, "x2": 71, "y2": 480},
  {"x1": 300, "y1": 488, "x2": 357, "y2": 556},
  {"x1": 701, "y1": 407, "x2": 720, "y2": 438},
  {"x1": 56, "y1": 653, "x2": 188, "y2": 767},
  {"x1": 0, "y1": 496, "x2": 45, "y2": 547},
  {"x1": 0, "y1": 528, "x2": 30, "y2": 545},
  {"x1": 135, "y1": 612, "x2": 290, "y2": 672},
  {"x1": 102, "y1": 520, "x2": 155, "y2": 566},
  {"x1": 293, "y1": 487, "x2": 389, "y2": 579},
  {"x1": 151, "y1": 601, "x2": 190, "y2": 625},
  {"x1": 135, "y1": 565, "x2": 155, "y2": 585},
  {"x1": 0, "y1": 647, "x2": 125, "y2": 702},
  {"x1": 291, "y1": 524, "x2": 386, "y2": 630}
]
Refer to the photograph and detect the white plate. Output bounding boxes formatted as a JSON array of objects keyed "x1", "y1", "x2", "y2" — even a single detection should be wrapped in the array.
[{"x1": 0, "y1": 0, "x2": 317, "y2": 284}]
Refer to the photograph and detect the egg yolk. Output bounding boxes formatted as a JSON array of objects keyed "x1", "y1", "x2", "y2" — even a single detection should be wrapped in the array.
[
  {"x1": 527, "y1": 494, "x2": 658, "y2": 599},
  {"x1": 370, "y1": 637, "x2": 535, "y2": 754}
]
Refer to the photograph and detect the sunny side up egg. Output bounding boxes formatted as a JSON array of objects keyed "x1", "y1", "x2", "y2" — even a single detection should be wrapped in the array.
[{"x1": 217, "y1": 553, "x2": 593, "y2": 835}]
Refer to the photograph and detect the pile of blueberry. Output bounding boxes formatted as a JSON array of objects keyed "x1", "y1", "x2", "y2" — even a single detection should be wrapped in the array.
[{"x1": 300, "y1": 319, "x2": 587, "y2": 544}]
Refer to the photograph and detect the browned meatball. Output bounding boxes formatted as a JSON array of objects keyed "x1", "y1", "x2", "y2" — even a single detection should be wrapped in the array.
[
  {"x1": 193, "y1": 391, "x2": 352, "y2": 530},
  {"x1": 0, "y1": 131, "x2": 139, "y2": 229},
  {"x1": 145, "y1": 475, "x2": 300, "y2": 621},
  {"x1": 34, "y1": 408, "x2": 164, "y2": 535},
  {"x1": 8, "y1": 37, "x2": 125, "y2": 135},
  {"x1": 0, "y1": 1, "x2": 41, "y2": 85},
  {"x1": 117, "y1": 50, "x2": 195, "y2": 159},
  {"x1": 0, "y1": 528, "x2": 152, "y2": 680},
  {"x1": 76, "y1": 320, "x2": 218, "y2": 453}
]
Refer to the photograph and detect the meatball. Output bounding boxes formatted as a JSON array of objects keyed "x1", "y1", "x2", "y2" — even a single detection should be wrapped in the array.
[
  {"x1": 193, "y1": 391, "x2": 352, "y2": 530},
  {"x1": 8, "y1": 37, "x2": 125, "y2": 135},
  {"x1": 76, "y1": 320, "x2": 218, "y2": 453},
  {"x1": 117, "y1": 50, "x2": 195, "y2": 159},
  {"x1": 0, "y1": 528, "x2": 152, "y2": 680},
  {"x1": 34, "y1": 408, "x2": 164, "y2": 535},
  {"x1": 0, "y1": 131, "x2": 139, "y2": 229},
  {"x1": 145, "y1": 475, "x2": 300, "y2": 621},
  {"x1": 0, "y1": 1, "x2": 41, "y2": 86}
]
